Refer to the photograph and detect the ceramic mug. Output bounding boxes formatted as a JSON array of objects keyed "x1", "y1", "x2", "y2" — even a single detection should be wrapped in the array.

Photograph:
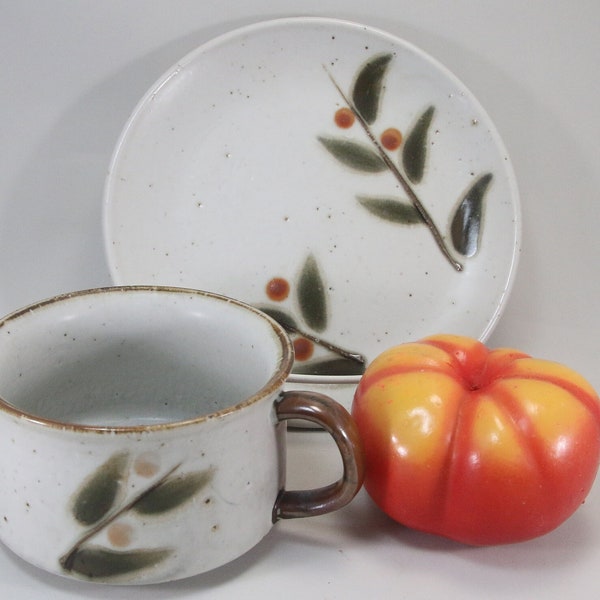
[{"x1": 0, "y1": 286, "x2": 364, "y2": 584}]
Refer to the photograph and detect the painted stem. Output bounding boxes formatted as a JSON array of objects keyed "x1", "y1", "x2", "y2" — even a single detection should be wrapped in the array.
[
  {"x1": 283, "y1": 322, "x2": 365, "y2": 365},
  {"x1": 60, "y1": 463, "x2": 181, "y2": 572},
  {"x1": 324, "y1": 67, "x2": 463, "y2": 272}
]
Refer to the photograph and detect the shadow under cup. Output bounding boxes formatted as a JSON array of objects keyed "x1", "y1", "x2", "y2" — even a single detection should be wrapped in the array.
[
  {"x1": 0, "y1": 287, "x2": 289, "y2": 427},
  {"x1": 0, "y1": 287, "x2": 364, "y2": 584}
]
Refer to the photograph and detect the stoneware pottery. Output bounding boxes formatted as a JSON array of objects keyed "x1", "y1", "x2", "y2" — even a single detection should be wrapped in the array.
[
  {"x1": 0, "y1": 286, "x2": 364, "y2": 584},
  {"x1": 103, "y1": 17, "x2": 521, "y2": 409}
]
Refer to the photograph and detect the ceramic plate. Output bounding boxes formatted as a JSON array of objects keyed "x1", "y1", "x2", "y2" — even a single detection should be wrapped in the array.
[{"x1": 103, "y1": 17, "x2": 520, "y2": 393}]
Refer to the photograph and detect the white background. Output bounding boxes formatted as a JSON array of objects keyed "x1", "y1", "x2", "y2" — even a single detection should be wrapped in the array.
[{"x1": 1, "y1": 1, "x2": 599, "y2": 598}]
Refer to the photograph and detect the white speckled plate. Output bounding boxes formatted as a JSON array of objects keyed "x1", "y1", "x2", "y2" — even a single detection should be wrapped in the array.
[{"x1": 103, "y1": 17, "x2": 520, "y2": 408}]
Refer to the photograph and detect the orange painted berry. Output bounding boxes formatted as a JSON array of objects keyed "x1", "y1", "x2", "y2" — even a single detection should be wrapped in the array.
[
  {"x1": 266, "y1": 277, "x2": 290, "y2": 302},
  {"x1": 334, "y1": 107, "x2": 355, "y2": 129},
  {"x1": 107, "y1": 522, "x2": 134, "y2": 548},
  {"x1": 293, "y1": 337, "x2": 315, "y2": 361},
  {"x1": 381, "y1": 127, "x2": 403, "y2": 150},
  {"x1": 133, "y1": 453, "x2": 160, "y2": 478}
]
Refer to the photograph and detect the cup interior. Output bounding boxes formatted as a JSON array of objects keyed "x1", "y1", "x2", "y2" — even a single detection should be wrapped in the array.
[{"x1": 0, "y1": 288, "x2": 290, "y2": 428}]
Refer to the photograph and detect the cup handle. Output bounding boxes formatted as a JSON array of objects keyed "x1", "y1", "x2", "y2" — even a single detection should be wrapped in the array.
[{"x1": 272, "y1": 391, "x2": 365, "y2": 521}]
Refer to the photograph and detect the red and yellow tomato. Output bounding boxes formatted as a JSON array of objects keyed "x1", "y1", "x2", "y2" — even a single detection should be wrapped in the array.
[{"x1": 352, "y1": 334, "x2": 600, "y2": 545}]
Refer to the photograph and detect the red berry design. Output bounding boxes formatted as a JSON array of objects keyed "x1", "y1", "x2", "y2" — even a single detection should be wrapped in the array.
[
  {"x1": 266, "y1": 277, "x2": 290, "y2": 302},
  {"x1": 334, "y1": 107, "x2": 355, "y2": 129},
  {"x1": 381, "y1": 127, "x2": 403, "y2": 150},
  {"x1": 293, "y1": 337, "x2": 314, "y2": 361}
]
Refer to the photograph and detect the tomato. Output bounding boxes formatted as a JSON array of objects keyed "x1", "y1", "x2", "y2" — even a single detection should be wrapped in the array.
[{"x1": 351, "y1": 334, "x2": 600, "y2": 545}]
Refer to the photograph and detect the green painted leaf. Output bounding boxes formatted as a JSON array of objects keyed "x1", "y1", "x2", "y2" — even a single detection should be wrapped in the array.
[
  {"x1": 297, "y1": 254, "x2": 327, "y2": 333},
  {"x1": 450, "y1": 172, "x2": 493, "y2": 257},
  {"x1": 64, "y1": 546, "x2": 171, "y2": 579},
  {"x1": 318, "y1": 137, "x2": 386, "y2": 172},
  {"x1": 72, "y1": 452, "x2": 129, "y2": 526},
  {"x1": 132, "y1": 470, "x2": 212, "y2": 515},
  {"x1": 292, "y1": 357, "x2": 367, "y2": 377},
  {"x1": 351, "y1": 53, "x2": 393, "y2": 124},
  {"x1": 402, "y1": 105, "x2": 435, "y2": 184},
  {"x1": 357, "y1": 195, "x2": 423, "y2": 225},
  {"x1": 255, "y1": 306, "x2": 298, "y2": 331}
]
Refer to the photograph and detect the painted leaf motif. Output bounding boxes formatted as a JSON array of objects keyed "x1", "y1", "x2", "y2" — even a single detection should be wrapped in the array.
[
  {"x1": 357, "y1": 195, "x2": 423, "y2": 225},
  {"x1": 256, "y1": 306, "x2": 298, "y2": 331},
  {"x1": 351, "y1": 53, "x2": 393, "y2": 124},
  {"x1": 402, "y1": 105, "x2": 435, "y2": 184},
  {"x1": 297, "y1": 254, "x2": 327, "y2": 333},
  {"x1": 318, "y1": 137, "x2": 386, "y2": 172},
  {"x1": 450, "y1": 172, "x2": 493, "y2": 257},
  {"x1": 64, "y1": 546, "x2": 171, "y2": 579},
  {"x1": 293, "y1": 357, "x2": 367, "y2": 377},
  {"x1": 72, "y1": 452, "x2": 129, "y2": 526},
  {"x1": 133, "y1": 470, "x2": 213, "y2": 515}
]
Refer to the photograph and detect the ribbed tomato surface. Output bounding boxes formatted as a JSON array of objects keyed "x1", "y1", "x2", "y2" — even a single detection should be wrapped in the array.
[{"x1": 352, "y1": 334, "x2": 600, "y2": 545}]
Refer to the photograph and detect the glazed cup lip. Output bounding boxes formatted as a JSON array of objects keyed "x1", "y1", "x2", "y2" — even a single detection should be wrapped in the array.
[{"x1": 0, "y1": 285, "x2": 294, "y2": 434}]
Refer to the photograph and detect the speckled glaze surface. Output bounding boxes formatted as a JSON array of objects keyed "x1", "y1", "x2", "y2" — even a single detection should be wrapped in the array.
[
  {"x1": 103, "y1": 17, "x2": 520, "y2": 404},
  {"x1": 0, "y1": 287, "x2": 363, "y2": 584}
]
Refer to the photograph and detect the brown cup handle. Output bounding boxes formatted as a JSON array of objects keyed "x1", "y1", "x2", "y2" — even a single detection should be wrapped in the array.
[{"x1": 272, "y1": 391, "x2": 365, "y2": 521}]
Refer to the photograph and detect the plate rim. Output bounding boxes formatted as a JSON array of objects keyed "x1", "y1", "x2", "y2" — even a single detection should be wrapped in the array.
[{"x1": 102, "y1": 16, "x2": 522, "y2": 383}]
